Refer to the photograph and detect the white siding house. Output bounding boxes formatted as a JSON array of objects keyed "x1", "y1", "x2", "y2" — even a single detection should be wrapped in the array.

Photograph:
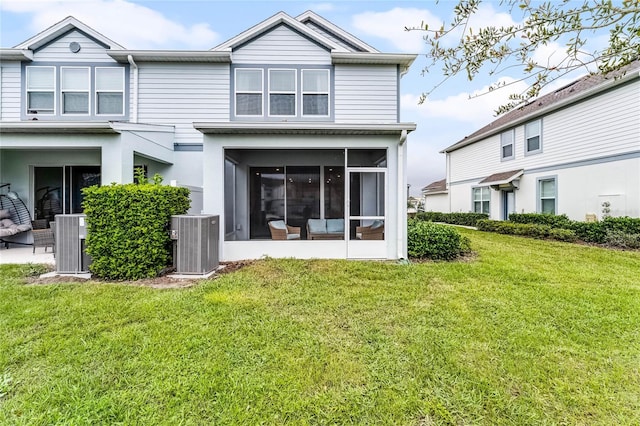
[
  {"x1": 436, "y1": 62, "x2": 640, "y2": 221},
  {"x1": 0, "y1": 12, "x2": 417, "y2": 260}
]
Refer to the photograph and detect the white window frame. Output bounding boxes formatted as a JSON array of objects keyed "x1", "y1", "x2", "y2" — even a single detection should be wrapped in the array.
[
  {"x1": 525, "y1": 119, "x2": 542, "y2": 155},
  {"x1": 95, "y1": 67, "x2": 125, "y2": 116},
  {"x1": 61, "y1": 66, "x2": 90, "y2": 115},
  {"x1": 537, "y1": 176, "x2": 557, "y2": 215},
  {"x1": 472, "y1": 186, "x2": 491, "y2": 214},
  {"x1": 268, "y1": 69, "x2": 296, "y2": 117},
  {"x1": 26, "y1": 66, "x2": 56, "y2": 115},
  {"x1": 301, "y1": 69, "x2": 330, "y2": 117},
  {"x1": 235, "y1": 68, "x2": 264, "y2": 117},
  {"x1": 500, "y1": 129, "x2": 515, "y2": 160}
]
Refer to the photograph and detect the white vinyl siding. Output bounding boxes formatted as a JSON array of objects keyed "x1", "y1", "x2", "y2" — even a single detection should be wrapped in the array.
[
  {"x1": 32, "y1": 30, "x2": 115, "y2": 62},
  {"x1": 26, "y1": 66, "x2": 55, "y2": 115},
  {"x1": 334, "y1": 65, "x2": 397, "y2": 122},
  {"x1": 525, "y1": 119, "x2": 542, "y2": 155},
  {"x1": 61, "y1": 67, "x2": 90, "y2": 114},
  {"x1": 232, "y1": 25, "x2": 330, "y2": 65},
  {"x1": 472, "y1": 187, "x2": 490, "y2": 214},
  {"x1": 501, "y1": 129, "x2": 514, "y2": 160},
  {"x1": 1, "y1": 63, "x2": 22, "y2": 121},
  {"x1": 136, "y1": 63, "x2": 229, "y2": 144}
]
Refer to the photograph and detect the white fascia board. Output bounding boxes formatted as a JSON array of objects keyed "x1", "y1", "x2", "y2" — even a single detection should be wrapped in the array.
[
  {"x1": 212, "y1": 11, "x2": 346, "y2": 53},
  {"x1": 108, "y1": 50, "x2": 231, "y2": 63},
  {"x1": 110, "y1": 122, "x2": 175, "y2": 133},
  {"x1": 14, "y1": 16, "x2": 125, "y2": 50},
  {"x1": 332, "y1": 52, "x2": 416, "y2": 69},
  {"x1": 193, "y1": 121, "x2": 416, "y2": 135},
  {"x1": 295, "y1": 10, "x2": 379, "y2": 53},
  {"x1": 0, "y1": 121, "x2": 119, "y2": 134},
  {"x1": 0, "y1": 49, "x2": 33, "y2": 61}
]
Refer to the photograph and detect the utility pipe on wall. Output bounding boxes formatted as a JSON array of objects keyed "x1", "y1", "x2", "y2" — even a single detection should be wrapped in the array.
[
  {"x1": 397, "y1": 129, "x2": 408, "y2": 260},
  {"x1": 127, "y1": 55, "x2": 138, "y2": 123}
]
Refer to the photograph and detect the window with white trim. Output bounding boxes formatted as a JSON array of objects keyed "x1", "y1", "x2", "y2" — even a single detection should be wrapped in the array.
[
  {"x1": 500, "y1": 129, "x2": 514, "y2": 160},
  {"x1": 235, "y1": 68, "x2": 263, "y2": 116},
  {"x1": 472, "y1": 187, "x2": 490, "y2": 214},
  {"x1": 538, "y1": 178, "x2": 556, "y2": 214},
  {"x1": 525, "y1": 119, "x2": 542, "y2": 154},
  {"x1": 26, "y1": 66, "x2": 55, "y2": 114},
  {"x1": 61, "y1": 67, "x2": 90, "y2": 114},
  {"x1": 302, "y1": 69, "x2": 329, "y2": 116},
  {"x1": 269, "y1": 69, "x2": 296, "y2": 116},
  {"x1": 95, "y1": 67, "x2": 124, "y2": 115}
]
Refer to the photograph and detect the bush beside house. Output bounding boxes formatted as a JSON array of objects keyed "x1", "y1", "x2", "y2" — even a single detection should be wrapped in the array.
[
  {"x1": 82, "y1": 175, "x2": 190, "y2": 280},
  {"x1": 407, "y1": 219, "x2": 471, "y2": 261},
  {"x1": 415, "y1": 212, "x2": 488, "y2": 227}
]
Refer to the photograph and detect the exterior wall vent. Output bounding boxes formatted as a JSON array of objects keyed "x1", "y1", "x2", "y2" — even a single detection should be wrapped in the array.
[{"x1": 171, "y1": 215, "x2": 219, "y2": 274}]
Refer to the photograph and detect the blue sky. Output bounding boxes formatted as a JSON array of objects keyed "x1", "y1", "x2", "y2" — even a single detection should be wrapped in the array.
[{"x1": 0, "y1": 0, "x2": 592, "y2": 195}]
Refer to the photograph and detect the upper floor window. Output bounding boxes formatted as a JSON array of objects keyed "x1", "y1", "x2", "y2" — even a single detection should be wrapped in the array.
[
  {"x1": 538, "y1": 177, "x2": 556, "y2": 214},
  {"x1": 302, "y1": 69, "x2": 329, "y2": 116},
  {"x1": 472, "y1": 187, "x2": 490, "y2": 214},
  {"x1": 269, "y1": 69, "x2": 296, "y2": 116},
  {"x1": 96, "y1": 68, "x2": 124, "y2": 115},
  {"x1": 500, "y1": 129, "x2": 514, "y2": 160},
  {"x1": 27, "y1": 66, "x2": 55, "y2": 115},
  {"x1": 61, "y1": 67, "x2": 90, "y2": 114},
  {"x1": 525, "y1": 119, "x2": 542, "y2": 154},
  {"x1": 24, "y1": 64, "x2": 126, "y2": 119},
  {"x1": 232, "y1": 66, "x2": 331, "y2": 120}
]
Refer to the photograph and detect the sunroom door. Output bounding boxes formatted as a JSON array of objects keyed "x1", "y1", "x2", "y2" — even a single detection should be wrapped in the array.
[{"x1": 347, "y1": 168, "x2": 386, "y2": 259}]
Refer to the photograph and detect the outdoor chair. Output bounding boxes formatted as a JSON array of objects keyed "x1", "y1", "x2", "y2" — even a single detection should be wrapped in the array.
[
  {"x1": 31, "y1": 219, "x2": 55, "y2": 253},
  {"x1": 268, "y1": 220, "x2": 301, "y2": 240},
  {"x1": 355, "y1": 220, "x2": 384, "y2": 240}
]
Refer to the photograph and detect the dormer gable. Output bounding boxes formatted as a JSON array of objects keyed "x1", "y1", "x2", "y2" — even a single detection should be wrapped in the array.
[{"x1": 296, "y1": 10, "x2": 378, "y2": 53}]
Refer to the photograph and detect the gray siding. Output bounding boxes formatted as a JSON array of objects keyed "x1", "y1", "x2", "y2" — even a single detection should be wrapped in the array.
[
  {"x1": 232, "y1": 25, "x2": 330, "y2": 65},
  {"x1": 334, "y1": 65, "x2": 398, "y2": 123},
  {"x1": 136, "y1": 63, "x2": 229, "y2": 144},
  {"x1": 33, "y1": 30, "x2": 115, "y2": 62},
  {"x1": 0, "y1": 62, "x2": 21, "y2": 121}
]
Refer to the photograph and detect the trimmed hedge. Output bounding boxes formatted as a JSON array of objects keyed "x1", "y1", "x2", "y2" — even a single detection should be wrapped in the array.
[
  {"x1": 476, "y1": 220, "x2": 577, "y2": 242},
  {"x1": 508, "y1": 213, "x2": 573, "y2": 229},
  {"x1": 82, "y1": 181, "x2": 190, "y2": 280},
  {"x1": 416, "y1": 212, "x2": 489, "y2": 227},
  {"x1": 407, "y1": 219, "x2": 471, "y2": 260}
]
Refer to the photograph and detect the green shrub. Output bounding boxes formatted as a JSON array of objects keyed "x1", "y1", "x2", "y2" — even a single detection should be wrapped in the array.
[
  {"x1": 508, "y1": 213, "x2": 573, "y2": 228},
  {"x1": 416, "y1": 212, "x2": 488, "y2": 227},
  {"x1": 82, "y1": 179, "x2": 190, "y2": 280},
  {"x1": 407, "y1": 219, "x2": 471, "y2": 261},
  {"x1": 603, "y1": 230, "x2": 640, "y2": 249},
  {"x1": 476, "y1": 220, "x2": 577, "y2": 242}
]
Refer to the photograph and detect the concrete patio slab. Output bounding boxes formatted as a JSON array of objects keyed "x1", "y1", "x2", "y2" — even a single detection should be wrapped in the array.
[{"x1": 0, "y1": 246, "x2": 55, "y2": 265}]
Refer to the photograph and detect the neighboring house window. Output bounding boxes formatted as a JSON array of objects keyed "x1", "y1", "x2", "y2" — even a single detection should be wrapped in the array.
[
  {"x1": 26, "y1": 66, "x2": 55, "y2": 114},
  {"x1": 525, "y1": 119, "x2": 542, "y2": 154},
  {"x1": 302, "y1": 69, "x2": 329, "y2": 116},
  {"x1": 500, "y1": 129, "x2": 514, "y2": 160},
  {"x1": 472, "y1": 187, "x2": 490, "y2": 214},
  {"x1": 538, "y1": 177, "x2": 556, "y2": 214},
  {"x1": 269, "y1": 69, "x2": 296, "y2": 116},
  {"x1": 95, "y1": 67, "x2": 124, "y2": 115},
  {"x1": 61, "y1": 67, "x2": 90, "y2": 114},
  {"x1": 236, "y1": 68, "x2": 263, "y2": 116}
]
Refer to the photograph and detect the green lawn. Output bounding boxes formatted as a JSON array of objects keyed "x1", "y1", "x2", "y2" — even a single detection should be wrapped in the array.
[{"x1": 1, "y1": 229, "x2": 639, "y2": 425}]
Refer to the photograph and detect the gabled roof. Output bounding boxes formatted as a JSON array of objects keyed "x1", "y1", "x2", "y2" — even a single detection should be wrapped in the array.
[
  {"x1": 13, "y1": 16, "x2": 125, "y2": 51},
  {"x1": 212, "y1": 11, "x2": 347, "y2": 53},
  {"x1": 296, "y1": 10, "x2": 378, "y2": 53},
  {"x1": 478, "y1": 169, "x2": 523, "y2": 186},
  {"x1": 442, "y1": 60, "x2": 640, "y2": 153},
  {"x1": 421, "y1": 178, "x2": 447, "y2": 194}
]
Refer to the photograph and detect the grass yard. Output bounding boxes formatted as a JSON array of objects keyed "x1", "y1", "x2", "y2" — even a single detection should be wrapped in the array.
[{"x1": 1, "y1": 229, "x2": 639, "y2": 424}]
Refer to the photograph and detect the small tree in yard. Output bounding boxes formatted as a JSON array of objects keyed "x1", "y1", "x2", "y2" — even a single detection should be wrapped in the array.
[{"x1": 82, "y1": 171, "x2": 190, "y2": 280}]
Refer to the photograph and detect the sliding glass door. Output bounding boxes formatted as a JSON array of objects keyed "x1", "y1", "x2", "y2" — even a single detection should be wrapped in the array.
[{"x1": 34, "y1": 166, "x2": 100, "y2": 221}]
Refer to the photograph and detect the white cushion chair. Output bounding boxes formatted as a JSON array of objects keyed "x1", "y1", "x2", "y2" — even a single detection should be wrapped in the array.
[{"x1": 268, "y1": 220, "x2": 301, "y2": 240}]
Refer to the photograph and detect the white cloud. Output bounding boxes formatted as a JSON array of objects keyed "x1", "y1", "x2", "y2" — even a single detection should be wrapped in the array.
[
  {"x1": 1, "y1": 0, "x2": 219, "y2": 49},
  {"x1": 308, "y1": 3, "x2": 335, "y2": 12}
]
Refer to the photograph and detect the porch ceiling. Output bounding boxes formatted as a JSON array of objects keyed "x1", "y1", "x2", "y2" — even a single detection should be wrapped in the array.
[{"x1": 194, "y1": 122, "x2": 417, "y2": 135}]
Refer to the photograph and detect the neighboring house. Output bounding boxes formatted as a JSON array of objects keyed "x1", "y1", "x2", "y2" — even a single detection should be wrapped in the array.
[
  {"x1": 421, "y1": 178, "x2": 448, "y2": 212},
  {"x1": 439, "y1": 62, "x2": 640, "y2": 221},
  {"x1": 0, "y1": 12, "x2": 417, "y2": 260}
]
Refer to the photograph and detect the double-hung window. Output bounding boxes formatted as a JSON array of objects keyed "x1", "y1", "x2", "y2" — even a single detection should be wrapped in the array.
[
  {"x1": 61, "y1": 67, "x2": 90, "y2": 114},
  {"x1": 538, "y1": 178, "x2": 556, "y2": 214},
  {"x1": 525, "y1": 119, "x2": 542, "y2": 154},
  {"x1": 96, "y1": 67, "x2": 124, "y2": 115},
  {"x1": 269, "y1": 69, "x2": 296, "y2": 116},
  {"x1": 472, "y1": 187, "x2": 490, "y2": 214},
  {"x1": 500, "y1": 129, "x2": 514, "y2": 160},
  {"x1": 302, "y1": 69, "x2": 329, "y2": 116},
  {"x1": 26, "y1": 66, "x2": 55, "y2": 114},
  {"x1": 235, "y1": 69, "x2": 263, "y2": 116}
]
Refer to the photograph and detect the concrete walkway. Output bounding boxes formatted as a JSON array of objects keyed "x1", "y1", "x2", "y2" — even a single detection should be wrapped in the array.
[{"x1": 0, "y1": 246, "x2": 55, "y2": 265}]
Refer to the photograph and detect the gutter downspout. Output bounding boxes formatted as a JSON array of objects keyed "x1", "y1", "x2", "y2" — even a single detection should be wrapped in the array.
[
  {"x1": 127, "y1": 55, "x2": 138, "y2": 123},
  {"x1": 397, "y1": 129, "x2": 408, "y2": 260}
]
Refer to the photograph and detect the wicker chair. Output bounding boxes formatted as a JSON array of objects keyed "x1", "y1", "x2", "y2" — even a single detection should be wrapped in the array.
[
  {"x1": 268, "y1": 220, "x2": 301, "y2": 240},
  {"x1": 32, "y1": 219, "x2": 55, "y2": 253},
  {"x1": 355, "y1": 221, "x2": 384, "y2": 240}
]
